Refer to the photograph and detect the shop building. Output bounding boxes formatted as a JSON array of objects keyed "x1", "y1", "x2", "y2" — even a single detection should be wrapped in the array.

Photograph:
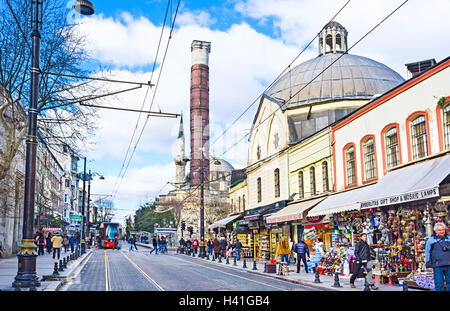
[{"x1": 305, "y1": 56, "x2": 450, "y2": 287}]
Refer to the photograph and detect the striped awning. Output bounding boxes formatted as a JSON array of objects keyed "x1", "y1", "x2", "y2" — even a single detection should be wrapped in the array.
[{"x1": 266, "y1": 196, "x2": 326, "y2": 224}]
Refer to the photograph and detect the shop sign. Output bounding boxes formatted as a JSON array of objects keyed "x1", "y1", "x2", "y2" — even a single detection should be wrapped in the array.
[
  {"x1": 361, "y1": 187, "x2": 439, "y2": 209},
  {"x1": 42, "y1": 227, "x2": 62, "y2": 232},
  {"x1": 70, "y1": 215, "x2": 83, "y2": 222}
]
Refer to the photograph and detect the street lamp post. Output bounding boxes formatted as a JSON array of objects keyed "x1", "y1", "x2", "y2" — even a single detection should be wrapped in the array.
[
  {"x1": 86, "y1": 171, "x2": 105, "y2": 247},
  {"x1": 81, "y1": 157, "x2": 87, "y2": 254},
  {"x1": 12, "y1": 0, "x2": 95, "y2": 290}
]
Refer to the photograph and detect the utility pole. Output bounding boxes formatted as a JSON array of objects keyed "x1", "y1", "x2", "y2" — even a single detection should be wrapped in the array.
[{"x1": 81, "y1": 157, "x2": 87, "y2": 254}]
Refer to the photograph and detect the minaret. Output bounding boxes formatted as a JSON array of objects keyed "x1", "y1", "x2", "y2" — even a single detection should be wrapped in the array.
[
  {"x1": 174, "y1": 113, "x2": 187, "y2": 188},
  {"x1": 190, "y1": 40, "x2": 211, "y2": 187}
]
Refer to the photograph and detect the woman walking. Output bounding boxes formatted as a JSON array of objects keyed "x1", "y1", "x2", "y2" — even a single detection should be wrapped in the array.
[{"x1": 63, "y1": 234, "x2": 69, "y2": 253}]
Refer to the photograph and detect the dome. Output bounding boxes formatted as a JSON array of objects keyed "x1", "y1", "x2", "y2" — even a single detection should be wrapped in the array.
[
  {"x1": 210, "y1": 158, "x2": 234, "y2": 172},
  {"x1": 265, "y1": 53, "x2": 405, "y2": 110}
]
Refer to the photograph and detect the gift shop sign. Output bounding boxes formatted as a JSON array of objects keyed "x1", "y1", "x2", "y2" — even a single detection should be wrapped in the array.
[{"x1": 361, "y1": 187, "x2": 439, "y2": 209}]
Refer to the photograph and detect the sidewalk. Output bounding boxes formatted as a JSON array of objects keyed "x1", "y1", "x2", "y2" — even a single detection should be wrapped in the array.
[
  {"x1": 176, "y1": 251, "x2": 424, "y2": 292},
  {"x1": 0, "y1": 246, "x2": 92, "y2": 291}
]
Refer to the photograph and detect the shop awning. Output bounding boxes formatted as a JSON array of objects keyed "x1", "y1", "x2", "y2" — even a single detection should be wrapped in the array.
[
  {"x1": 306, "y1": 184, "x2": 376, "y2": 217},
  {"x1": 208, "y1": 214, "x2": 242, "y2": 229},
  {"x1": 360, "y1": 154, "x2": 450, "y2": 209},
  {"x1": 243, "y1": 201, "x2": 287, "y2": 221},
  {"x1": 266, "y1": 196, "x2": 326, "y2": 224}
]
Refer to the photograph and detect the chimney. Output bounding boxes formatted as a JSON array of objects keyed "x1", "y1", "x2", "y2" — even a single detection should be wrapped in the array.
[
  {"x1": 190, "y1": 40, "x2": 211, "y2": 187},
  {"x1": 405, "y1": 59, "x2": 436, "y2": 79}
]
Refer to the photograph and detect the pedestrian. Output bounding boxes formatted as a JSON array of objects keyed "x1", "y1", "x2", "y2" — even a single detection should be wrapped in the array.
[
  {"x1": 213, "y1": 237, "x2": 221, "y2": 259},
  {"x1": 192, "y1": 237, "x2": 199, "y2": 255},
  {"x1": 128, "y1": 235, "x2": 137, "y2": 251},
  {"x1": 150, "y1": 236, "x2": 158, "y2": 254},
  {"x1": 97, "y1": 234, "x2": 102, "y2": 248},
  {"x1": 179, "y1": 237, "x2": 185, "y2": 254},
  {"x1": 207, "y1": 239, "x2": 213, "y2": 256},
  {"x1": 46, "y1": 233, "x2": 52, "y2": 254},
  {"x1": 36, "y1": 232, "x2": 45, "y2": 256},
  {"x1": 133, "y1": 235, "x2": 138, "y2": 250},
  {"x1": 219, "y1": 237, "x2": 227, "y2": 259},
  {"x1": 349, "y1": 232, "x2": 377, "y2": 290},
  {"x1": 275, "y1": 236, "x2": 291, "y2": 266},
  {"x1": 425, "y1": 222, "x2": 450, "y2": 291},
  {"x1": 51, "y1": 232, "x2": 63, "y2": 260},
  {"x1": 75, "y1": 231, "x2": 81, "y2": 252},
  {"x1": 69, "y1": 235, "x2": 76, "y2": 253},
  {"x1": 234, "y1": 239, "x2": 243, "y2": 261},
  {"x1": 292, "y1": 238, "x2": 310, "y2": 273},
  {"x1": 63, "y1": 234, "x2": 69, "y2": 253},
  {"x1": 113, "y1": 237, "x2": 119, "y2": 250},
  {"x1": 186, "y1": 238, "x2": 192, "y2": 253}
]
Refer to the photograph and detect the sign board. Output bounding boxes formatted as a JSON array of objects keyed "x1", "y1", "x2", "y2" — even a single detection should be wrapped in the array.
[
  {"x1": 42, "y1": 227, "x2": 62, "y2": 232},
  {"x1": 361, "y1": 187, "x2": 439, "y2": 209},
  {"x1": 155, "y1": 228, "x2": 177, "y2": 233},
  {"x1": 70, "y1": 215, "x2": 83, "y2": 222},
  {"x1": 39, "y1": 216, "x2": 48, "y2": 226}
]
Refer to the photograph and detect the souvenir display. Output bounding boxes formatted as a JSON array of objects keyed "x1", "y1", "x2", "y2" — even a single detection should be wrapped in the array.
[{"x1": 315, "y1": 245, "x2": 348, "y2": 275}]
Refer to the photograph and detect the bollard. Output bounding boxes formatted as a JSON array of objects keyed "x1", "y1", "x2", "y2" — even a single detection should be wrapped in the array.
[
  {"x1": 226, "y1": 257, "x2": 230, "y2": 264},
  {"x1": 192, "y1": 251, "x2": 195, "y2": 257},
  {"x1": 252, "y1": 260, "x2": 258, "y2": 270},
  {"x1": 59, "y1": 260, "x2": 64, "y2": 272},
  {"x1": 218, "y1": 255, "x2": 222, "y2": 263},
  {"x1": 212, "y1": 254, "x2": 215, "y2": 262},
  {"x1": 313, "y1": 267, "x2": 321, "y2": 283},
  {"x1": 402, "y1": 281, "x2": 409, "y2": 291},
  {"x1": 53, "y1": 262, "x2": 59, "y2": 275},
  {"x1": 233, "y1": 257, "x2": 237, "y2": 266},
  {"x1": 63, "y1": 258, "x2": 67, "y2": 269},
  {"x1": 243, "y1": 259, "x2": 247, "y2": 268},
  {"x1": 332, "y1": 272, "x2": 342, "y2": 287},
  {"x1": 363, "y1": 276, "x2": 371, "y2": 291}
]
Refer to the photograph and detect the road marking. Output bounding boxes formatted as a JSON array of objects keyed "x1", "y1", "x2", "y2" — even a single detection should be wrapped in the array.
[
  {"x1": 120, "y1": 250, "x2": 165, "y2": 291},
  {"x1": 169, "y1": 255, "x2": 289, "y2": 291},
  {"x1": 104, "y1": 250, "x2": 110, "y2": 291}
]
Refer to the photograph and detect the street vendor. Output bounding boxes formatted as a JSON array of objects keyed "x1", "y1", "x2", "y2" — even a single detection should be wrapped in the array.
[{"x1": 425, "y1": 222, "x2": 450, "y2": 291}]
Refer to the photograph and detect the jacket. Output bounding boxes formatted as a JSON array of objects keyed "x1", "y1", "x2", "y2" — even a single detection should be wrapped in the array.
[
  {"x1": 292, "y1": 241, "x2": 310, "y2": 256},
  {"x1": 425, "y1": 233, "x2": 450, "y2": 268},
  {"x1": 69, "y1": 236, "x2": 76, "y2": 245},
  {"x1": 152, "y1": 238, "x2": 158, "y2": 246},
  {"x1": 234, "y1": 241, "x2": 242, "y2": 250},
  {"x1": 354, "y1": 240, "x2": 371, "y2": 262},
  {"x1": 275, "y1": 237, "x2": 291, "y2": 256},
  {"x1": 213, "y1": 239, "x2": 221, "y2": 253},
  {"x1": 219, "y1": 239, "x2": 227, "y2": 250},
  {"x1": 51, "y1": 235, "x2": 63, "y2": 248}
]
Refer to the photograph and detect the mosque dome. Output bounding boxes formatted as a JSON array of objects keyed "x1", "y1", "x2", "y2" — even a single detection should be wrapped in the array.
[
  {"x1": 265, "y1": 21, "x2": 405, "y2": 110},
  {"x1": 210, "y1": 158, "x2": 234, "y2": 172}
]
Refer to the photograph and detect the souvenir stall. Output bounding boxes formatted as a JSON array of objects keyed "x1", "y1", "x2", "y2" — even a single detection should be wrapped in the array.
[
  {"x1": 269, "y1": 225, "x2": 283, "y2": 260},
  {"x1": 233, "y1": 220, "x2": 253, "y2": 258}
]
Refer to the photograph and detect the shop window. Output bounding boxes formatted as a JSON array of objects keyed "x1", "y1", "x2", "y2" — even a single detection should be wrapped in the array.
[
  {"x1": 384, "y1": 127, "x2": 400, "y2": 169},
  {"x1": 363, "y1": 138, "x2": 376, "y2": 180},
  {"x1": 444, "y1": 104, "x2": 450, "y2": 150},
  {"x1": 257, "y1": 177, "x2": 262, "y2": 203},
  {"x1": 345, "y1": 145, "x2": 356, "y2": 186},
  {"x1": 298, "y1": 171, "x2": 304, "y2": 199},
  {"x1": 322, "y1": 161, "x2": 329, "y2": 192},
  {"x1": 274, "y1": 168, "x2": 280, "y2": 198},
  {"x1": 310, "y1": 166, "x2": 316, "y2": 196},
  {"x1": 411, "y1": 115, "x2": 428, "y2": 160}
]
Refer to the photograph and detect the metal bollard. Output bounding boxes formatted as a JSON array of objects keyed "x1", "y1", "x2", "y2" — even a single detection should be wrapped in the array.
[
  {"x1": 313, "y1": 266, "x2": 321, "y2": 283},
  {"x1": 332, "y1": 272, "x2": 342, "y2": 287},
  {"x1": 363, "y1": 276, "x2": 371, "y2": 291},
  {"x1": 212, "y1": 254, "x2": 215, "y2": 261},
  {"x1": 252, "y1": 260, "x2": 258, "y2": 270},
  {"x1": 243, "y1": 259, "x2": 247, "y2": 268},
  {"x1": 63, "y1": 258, "x2": 67, "y2": 269},
  {"x1": 206, "y1": 253, "x2": 209, "y2": 260},
  {"x1": 233, "y1": 257, "x2": 237, "y2": 266},
  {"x1": 59, "y1": 260, "x2": 64, "y2": 271},
  {"x1": 192, "y1": 251, "x2": 195, "y2": 257},
  {"x1": 226, "y1": 257, "x2": 230, "y2": 264},
  {"x1": 53, "y1": 262, "x2": 59, "y2": 275},
  {"x1": 218, "y1": 255, "x2": 222, "y2": 263},
  {"x1": 402, "y1": 281, "x2": 409, "y2": 291}
]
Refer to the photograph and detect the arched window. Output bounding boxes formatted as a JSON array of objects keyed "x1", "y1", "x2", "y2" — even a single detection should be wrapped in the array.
[
  {"x1": 238, "y1": 197, "x2": 241, "y2": 211},
  {"x1": 274, "y1": 168, "x2": 280, "y2": 198},
  {"x1": 411, "y1": 115, "x2": 428, "y2": 159},
  {"x1": 298, "y1": 171, "x2": 304, "y2": 199},
  {"x1": 322, "y1": 161, "x2": 329, "y2": 192},
  {"x1": 257, "y1": 177, "x2": 262, "y2": 203},
  {"x1": 363, "y1": 138, "x2": 376, "y2": 181},
  {"x1": 444, "y1": 104, "x2": 450, "y2": 150},
  {"x1": 345, "y1": 145, "x2": 356, "y2": 186},
  {"x1": 385, "y1": 127, "x2": 400, "y2": 169},
  {"x1": 310, "y1": 166, "x2": 316, "y2": 196},
  {"x1": 336, "y1": 33, "x2": 342, "y2": 50},
  {"x1": 325, "y1": 34, "x2": 332, "y2": 53}
]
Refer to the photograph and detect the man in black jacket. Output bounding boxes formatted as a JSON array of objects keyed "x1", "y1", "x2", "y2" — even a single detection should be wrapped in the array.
[{"x1": 350, "y1": 232, "x2": 377, "y2": 289}]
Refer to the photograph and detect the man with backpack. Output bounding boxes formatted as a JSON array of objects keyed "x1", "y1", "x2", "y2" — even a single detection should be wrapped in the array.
[{"x1": 426, "y1": 223, "x2": 450, "y2": 291}]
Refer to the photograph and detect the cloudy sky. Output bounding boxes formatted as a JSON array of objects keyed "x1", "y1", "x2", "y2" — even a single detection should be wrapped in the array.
[{"x1": 74, "y1": 0, "x2": 450, "y2": 224}]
